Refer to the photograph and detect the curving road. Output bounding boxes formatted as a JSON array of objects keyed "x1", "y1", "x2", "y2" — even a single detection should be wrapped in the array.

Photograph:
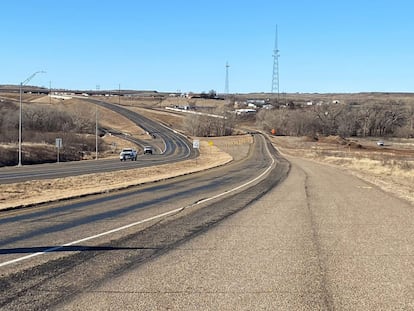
[
  {"x1": 1, "y1": 131, "x2": 412, "y2": 310},
  {"x1": 88, "y1": 99, "x2": 188, "y2": 157},
  {"x1": 0, "y1": 134, "x2": 290, "y2": 310},
  {"x1": 0, "y1": 99, "x2": 195, "y2": 184},
  {"x1": 75, "y1": 155, "x2": 411, "y2": 310}
]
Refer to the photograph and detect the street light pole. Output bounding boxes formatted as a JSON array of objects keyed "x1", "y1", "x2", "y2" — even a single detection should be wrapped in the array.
[
  {"x1": 18, "y1": 71, "x2": 46, "y2": 166},
  {"x1": 95, "y1": 103, "x2": 98, "y2": 160},
  {"x1": 95, "y1": 85, "x2": 99, "y2": 160},
  {"x1": 18, "y1": 82, "x2": 23, "y2": 167}
]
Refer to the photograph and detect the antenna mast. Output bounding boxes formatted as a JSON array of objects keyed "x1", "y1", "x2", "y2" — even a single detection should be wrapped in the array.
[
  {"x1": 271, "y1": 25, "x2": 280, "y2": 101},
  {"x1": 224, "y1": 61, "x2": 230, "y2": 94}
]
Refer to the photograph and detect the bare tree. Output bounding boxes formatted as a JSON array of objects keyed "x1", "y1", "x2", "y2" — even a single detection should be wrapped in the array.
[
  {"x1": 183, "y1": 108, "x2": 234, "y2": 137},
  {"x1": 312, "y1": 104, "x2": 345, "y2": 135},
  {"x1": 257, "y1": 101, "x2": 410, "y2": 138},
  {"x1": 256, "y1": 109, "x2": 290, "y2": 135}
]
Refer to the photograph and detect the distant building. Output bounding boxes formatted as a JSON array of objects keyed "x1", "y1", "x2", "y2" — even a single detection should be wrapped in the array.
[
  {"x1": 246, "y1": 99, "x2": 266, "y2": 106},
  {"x1": 235, "y1": 108, "x2": 256, "y2": 115},
  {"x1": 247, "y1": 103, "x2": 257, "y2": 109}
]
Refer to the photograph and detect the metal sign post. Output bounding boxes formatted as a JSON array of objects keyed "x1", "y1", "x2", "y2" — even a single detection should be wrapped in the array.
[
  {"x1": 56, "y1": 138, "x2": 63, "y2": 163},
  {"x1": 193, "y1": 140, "x2": 200, "y2": 165}
]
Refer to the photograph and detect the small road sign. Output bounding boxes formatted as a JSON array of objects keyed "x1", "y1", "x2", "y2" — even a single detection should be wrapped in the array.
[{"x1": 193, "y1": 140, "x2": 200, "y2": 149}]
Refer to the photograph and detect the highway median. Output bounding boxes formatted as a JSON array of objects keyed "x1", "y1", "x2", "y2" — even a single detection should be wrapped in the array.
[{"x1": 0, "y1": 139, "x2": 238, "y2": 211}]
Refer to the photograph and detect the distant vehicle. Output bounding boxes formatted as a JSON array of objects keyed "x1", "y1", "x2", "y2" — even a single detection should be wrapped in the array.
[
  {"x1": 377, "y1": 141, "x2": 385, "y2": 146},
  {"x1": 119, "y1": 148, "x2": 137, "y2": 161},
  {"x1": 143, "y1": 146, "x2": 153, "y2": 154}
]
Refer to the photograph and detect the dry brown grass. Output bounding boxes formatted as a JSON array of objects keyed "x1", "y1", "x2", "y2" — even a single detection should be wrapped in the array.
[
  {"x1": 271, "y1": 136, "x2": 414, "y2": 204},
  {"x1": 33, "y1": 95, "x2": 148, "y2": 138},
  {"x1": 0, "y1": 140, "x2": 238, "y2": 210}
]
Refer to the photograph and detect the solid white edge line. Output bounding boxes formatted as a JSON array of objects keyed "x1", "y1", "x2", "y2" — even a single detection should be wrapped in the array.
[
  {"x1": 196, "y1": 140, "x2": 275, "y2": 205},
  {"x1": 0, "y1": 136, "x2": 275, "y2": 268}
]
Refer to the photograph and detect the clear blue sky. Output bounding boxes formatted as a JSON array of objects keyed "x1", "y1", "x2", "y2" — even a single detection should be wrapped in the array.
[{"x1": 1, "y1": 0, "x2": 413, "y2": 93}]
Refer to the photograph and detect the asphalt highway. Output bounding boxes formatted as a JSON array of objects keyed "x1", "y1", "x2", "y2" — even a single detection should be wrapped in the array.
[
  {"x1": 58, "y1": 155, "x2": 414, "y2": 310},
  {"x1": 0, "y1": 99, "x2": 194, "y2": 184},
  {"x1": 0, "y1": 134, "x2": 289, "y2": 310},
  {"x1": 1, "y1": 129, "x2": 412, "y2": 309}
]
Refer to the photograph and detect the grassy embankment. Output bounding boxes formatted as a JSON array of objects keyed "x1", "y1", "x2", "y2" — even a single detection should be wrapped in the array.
[{"x1": 272, "y1": 136, "x2": 414, "y2": 204}]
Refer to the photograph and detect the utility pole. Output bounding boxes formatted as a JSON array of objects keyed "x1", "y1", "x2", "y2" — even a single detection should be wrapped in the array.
[
  {"x1": 18, "y1": 71, "x2": 46, "y2": 166},
  {"x1": 271, "y1": 25, "x2": 280, "y2": 102}
]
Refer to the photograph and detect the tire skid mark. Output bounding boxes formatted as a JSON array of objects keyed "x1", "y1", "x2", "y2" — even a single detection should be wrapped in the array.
[{"x1": 302, "y1": 168, "x2": 335, "y2": 311}]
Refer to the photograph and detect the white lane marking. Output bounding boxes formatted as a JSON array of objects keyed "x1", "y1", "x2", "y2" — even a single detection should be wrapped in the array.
[
  {"x1": 0, "y1": 136, "x2": 275, "y2": 268},
  {"x1": 0, "y1": 208, "x2": 185, "y2": 268}
]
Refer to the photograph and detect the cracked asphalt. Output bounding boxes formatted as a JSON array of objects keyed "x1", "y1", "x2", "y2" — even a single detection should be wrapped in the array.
[{"x1": 56, "y1": 156, "x2": 414, "y2": 310}]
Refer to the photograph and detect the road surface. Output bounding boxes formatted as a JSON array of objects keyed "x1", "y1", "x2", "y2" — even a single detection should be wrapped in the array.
[
  {"x1": 57, "y1": 156, "x2": 414, "y2": 310},
  {"x1": 1, "y1": 140, "x2": 413, "y2": 310},
  {"x1": 0, "y1": 134, "x2": 289, "y2": 310}
]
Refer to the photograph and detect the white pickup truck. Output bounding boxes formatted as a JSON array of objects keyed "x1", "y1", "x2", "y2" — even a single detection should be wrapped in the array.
[{"x1": 119, "y1": 148, "x2": 137, "y2": 161}]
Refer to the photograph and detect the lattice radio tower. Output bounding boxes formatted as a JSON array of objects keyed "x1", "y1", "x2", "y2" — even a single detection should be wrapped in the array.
[
  {"x1": 271, "y1": 25, "x2": 280, "y2": 100},
  {"x1": 224, "y1": 61, "x2": 230, "y2": 94}
]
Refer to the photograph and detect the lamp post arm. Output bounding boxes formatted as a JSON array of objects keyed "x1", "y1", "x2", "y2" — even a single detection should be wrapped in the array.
[{"x1": 21, "y1": 71, "x2": 46, "y2": 86}]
